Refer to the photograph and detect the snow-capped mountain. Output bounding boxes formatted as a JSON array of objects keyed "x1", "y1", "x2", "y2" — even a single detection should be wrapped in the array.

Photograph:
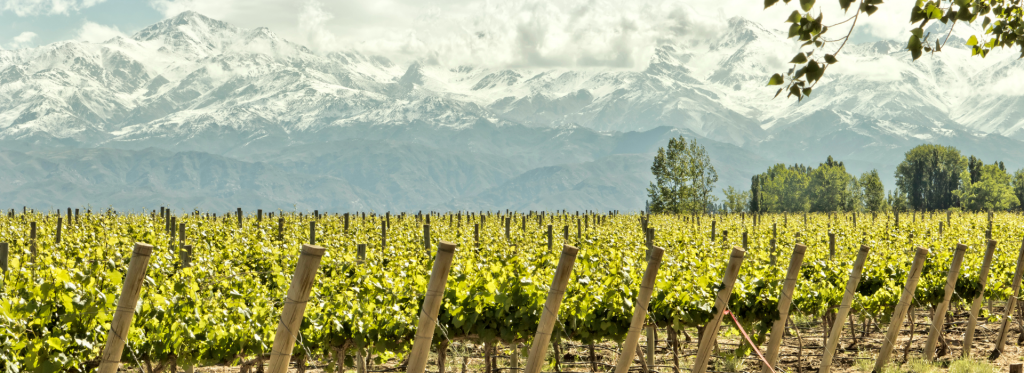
[{"x1": 1, "y1": 11, "x2": 1022, "y2": 211}]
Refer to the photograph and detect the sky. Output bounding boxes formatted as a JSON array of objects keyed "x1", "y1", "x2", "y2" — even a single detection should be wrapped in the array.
[{"x1": 0, "y1": 0, "x2": 916, "y2": 68}]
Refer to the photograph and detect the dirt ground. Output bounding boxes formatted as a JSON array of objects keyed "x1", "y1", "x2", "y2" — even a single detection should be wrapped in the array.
[{"x1": 146, "y1": 302, "x2": 1024, "y2": 373}]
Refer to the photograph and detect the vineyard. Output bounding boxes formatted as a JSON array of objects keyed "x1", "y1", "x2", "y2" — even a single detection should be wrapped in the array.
[{"x1": 1, "y1": 208, "x2": 1023, "y2": 373}]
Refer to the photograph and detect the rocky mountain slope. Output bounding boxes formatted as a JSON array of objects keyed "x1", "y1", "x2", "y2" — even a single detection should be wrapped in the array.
[{"x1": 1, "y1": 12, "x2": 1020, "y2": 212}]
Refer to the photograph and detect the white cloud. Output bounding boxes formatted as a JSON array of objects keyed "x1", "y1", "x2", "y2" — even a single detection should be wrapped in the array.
[
  {"x1": 146, "y1": 0, "x2": 930, "y2": 69},
  {"x1": 1, "y1": 0, "x2": 107, "y2": 16},
  {"x1": 6, "y1": 31, "x2": 37, "y2": 49},
  {"x1": 76, "y1": 21, "x2": 127, "y2": 43}
]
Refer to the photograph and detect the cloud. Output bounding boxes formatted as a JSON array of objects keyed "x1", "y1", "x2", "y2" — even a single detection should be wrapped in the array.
[
  {"x1": 76, "y1": 21, "x2": 127, "y2": 43},
  {"x1": 1, "y1": 0, "x2": 107, "y2": 16},
  {"x1": 297, "y1": 0, "x2": 338, "y2": 52},
  {"x1": 145, "y1": 0, "x2": 928, "y2": 70},
  {"x1": 6, "y1": 31, "x2": 37, "y2": 49}
]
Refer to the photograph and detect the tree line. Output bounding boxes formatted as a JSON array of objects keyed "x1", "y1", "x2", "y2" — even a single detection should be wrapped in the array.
[{"x1": 648, "y1": 139, "x2": 1024, "y2": 214}]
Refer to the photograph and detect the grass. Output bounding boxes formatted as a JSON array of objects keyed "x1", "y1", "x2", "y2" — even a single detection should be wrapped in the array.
[
  {"x1": 948, "y1": 357, "x2": 996, "y2": 373},
  {"x1": 903, "y1": 357, "x2": 939, "y2": 373},
  {"x1": 855, "y1": 351, "x2": 875, "y2": 373},
  {"x1": 714, "y1": 354, "x2": 745, "y2": 373}
]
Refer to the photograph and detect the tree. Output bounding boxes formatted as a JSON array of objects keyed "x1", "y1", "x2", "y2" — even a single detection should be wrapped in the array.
[
  {"x1": 955, "y1": 163, "x2": 1020, "y2": 211},
  {"x1": 1014, "y1": 169, "x2": 1024, "y2": 211},
  {"x1": 647, "y1": 136, "x2": 719, "y2": 214},
  {"x1": 808, "y1": 156, "x2": 854, "y2": 212},
  {"x1": 764, "y1": 0, "x2": 1024, "y2": 101},
  {"x1": 888, "y1": 190, "x2": 909, "y2": 212},
  {"x1": 749, "y1": 175, "x2": 765, "y2": 213},
  {"x1": 847, "y1": 174, "x2": 865, "y2": 212},
  {"x1": 895, "y1": 144, "x2": 966, "y2": 210},
  {"x1": 860, "y1": 170, "x2": 887, "y2": 212},
  {"x1": 724, "y1": 186, "x2": 751, "y2": 213},
  {"x1": 968, "y1": 156, "x2": 984, "y2": 183}
]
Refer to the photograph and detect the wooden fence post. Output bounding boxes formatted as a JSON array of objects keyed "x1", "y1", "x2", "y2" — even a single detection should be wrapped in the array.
[
  {"x1": 423, "y1": 224, "x2": 431, "y2": 257},
  {"x1": 711, "y1": 220, "x2": 716, "y2": 242},
  {"x1": 763, "y1": 244, "x2": 807, "y2": 373},
  {"x1": 820, "y1": 245, "x2": 872, "y2": 373},
  {"x1": 964, "y1": 239, "x2": 998, "y2": 358},
  {"x1": 692, "y1": 247, "x2": 746, "y2": 373},
  {"x1": 0, "y1": 242, "x2": 7, "y2": 275},
  {"x1": 405, "y1": 241, "x2": 457, "y2": 373},
  {"x1": 97, "y1": 243, "x2": 154, "y2": 373},
  {"x1": 381, "y1": 220, "x2": 387, "y2": 249},
  {"x1": 278, "y1": 217, "x2": 284, "y2": 240},
  {"x1": 547, "y1": 224, "x2": 553, "y2": 252},
  {"x1": 873, "y1": 247, "x2": 930, "y2": 372},
  {"x1": 923, "y1": 244, "x2": 968, "y2": 360},
  {"x1": 309, "y1": 221, "x2": 316, "y2": 245},
  {"x1": 55, "y1": 217, "x2": 62, "y2": 245},
  {"x1": 828, "y1": 233, "x2": 835, "y2": 259},
  {"x1": 523, "y1": 245, "x2": 579, "y2": 373},
  {"x1": 30, "y1": 221, "x2": 37, "y2": 259},
  {"x1": 613, "y1": 246, "x2": 665, "y2": 373},
  {"x1": 178, "y1": 223, "x2": 185, "y2": 248},
  {"x1": 237, "y1": 208, "x2": 243, "y2": 229},
  {"x1": 267, "y1": 244, "x2": 327, "y2": 373},
  {"x1": 180, "y1": 245, "x2": 193, "y2": 268},
  {"x1": 357, "y1": 244, "x2": 366, "y2": 262},
  {"x1": 995, "y1": 238, "x2": 1024, "y2": 355}
]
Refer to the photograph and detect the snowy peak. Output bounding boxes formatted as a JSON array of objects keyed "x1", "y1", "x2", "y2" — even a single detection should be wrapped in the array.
[
  {"x1": 0, "y1": 11, "x2": 1022, "y2": 155},
  {"x1": 132, "y1": 11, "x2": 243, "y2": 59}
]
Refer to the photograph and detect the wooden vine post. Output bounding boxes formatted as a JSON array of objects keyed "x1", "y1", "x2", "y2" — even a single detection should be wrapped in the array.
[
  {"x1": 267, "y1": 244, "x2": 327, "y2": 373},
  {"x1": 98, "y1": 243, "x2": 155, "y2": 373},
  {"x1": 873, "y1": 247, "x2": 929, "y2": 372},
  {"x1": 763, "y1": 244, "x2": 807, "y2": 373},
  {"x1": 30, "y1": 221, "x2": 36, "y2": 259},
  {"x1": 180, "y1": 245, "x2": 193, "y2": 268},
  {"x1": 423, "y1": 224, "x2": 431, "y2": 257},
  {"x1": 523, "y1": 244, "x2": 579, "y2": 373},
  {"x1": 547, "y1": 224, "x2": 553, "y2": 252},
  {"x1": 55, "y1": 217, "x2": 62, "y2": 245},
  {"x1": 692, "y1": 247, "x2": 746, "y2": 373},
  {"x1": 613, "y1": 246, "x2": 665, "y2": 373},
  {"x1": 923, "y1": 244, "x2": 968, "y2": 361},
  {"x1": 964, "y1": 239, "x2": 997, "y2": 358},
  {"x1": 0, "y1": 242, "x2": 7, "y2": 275},
  {"x1": 994, "y1": 237, "x2": 1024, "y2": 355},
  {"x1": 820, "y1": 244, "x2": 872, "y2": 373},
  {"x1": 309, "y1": 221, "x2": 316, "y2": 245},
  {"x1": 405, "y1": 241, "x2": 457, "y2": 373},
  {"x1": 828, "y1": 233, "x2": 835, "y2": 259}
]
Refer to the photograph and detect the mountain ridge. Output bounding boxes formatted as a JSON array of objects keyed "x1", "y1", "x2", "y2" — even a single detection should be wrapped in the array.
[{"x1": 0, "y1": 12, "x2": 1021, "y2": 211}]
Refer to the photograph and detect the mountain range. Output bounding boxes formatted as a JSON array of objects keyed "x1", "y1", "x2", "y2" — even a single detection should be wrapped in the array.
[{"x1": 1, "y1": 12, "x2": 1021, "y2": 212}]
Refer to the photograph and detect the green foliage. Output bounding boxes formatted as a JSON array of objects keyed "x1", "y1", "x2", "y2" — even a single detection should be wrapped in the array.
[
  {"x1": 648, "y1": 136, "x2": 719, "y2": 214},
  {"x1": 749, "y1": 164, "x2": 811, "y2": 212},
  {"x1": 748, "y1": 159, "x2": 873, "y2": 213},
  {"x1": 808, "y1": 156, "x2": 854, "y2": 212},
  {"x1": 2, "y1": 209, "x2": 1024, "y2": 370},
  {"x1": 861, "y1": 170, "x2": 887, "y2": 212},
  {"x1": 1013, "y1": 169, "x2": 1024, "y2": 211},
  {"x1": 895, "y1": 144, "x2": 966, "y2": 210},
  {"x1": 723, "y1": 186, "x2": 751, "y2": 213},
  {"x1": 954, "y1": 163, "x2": 1020, "y2": 211},
  {"x1": 765, "y1": 0, "x2": 1024, "y2": 100},
  {"x1": 887, "y1": 190, "x2": 910, "y2": 212}
]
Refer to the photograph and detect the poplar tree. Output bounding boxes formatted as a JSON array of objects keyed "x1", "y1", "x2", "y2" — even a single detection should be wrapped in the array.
[{"x1": 647, "y1": 136, "x2": 719, "y2": 214}]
